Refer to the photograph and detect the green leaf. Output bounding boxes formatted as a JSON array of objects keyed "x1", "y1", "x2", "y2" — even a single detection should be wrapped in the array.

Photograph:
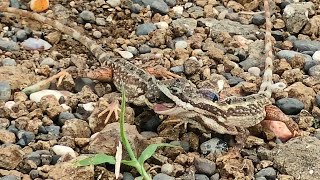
[
  {"x1": 137, "y1": 143, "x2": 176, "y2": 164},
  {"x1": 121, "y1": 160, "x2": 139, "y2": 168},
  {"x1": 135, "y1": 176, "x2": 144, "y2": 180},
  {"x1": 76, "y1": 154, "x2": 116, "y2": 166}
]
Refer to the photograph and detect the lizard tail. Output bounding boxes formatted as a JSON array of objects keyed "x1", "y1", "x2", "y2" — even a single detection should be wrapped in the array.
[
  {"x1": 259, "y1": 0, "x2": 274, "y2": 98},
  {"x1": 0, "y1": 4, "x2": 109, "y2": 62}
]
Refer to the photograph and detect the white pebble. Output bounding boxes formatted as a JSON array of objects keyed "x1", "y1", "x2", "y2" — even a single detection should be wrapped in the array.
[
  {"x1": 106, "y1": 0, "x2": 120, "y2": 7},
  {"x1": 173, "y1": 6, "x2": 184, "y2": 15},
  {"x1": 175, "y1": 40, "x2": 188, "y2": 49},
  {"x1": 21, "y1": 38, "x2": 52, "y2": 50},
  {"x1": 93, "y1": 31, "x2": 102, "y2": 38},
  {"x1": 217, "y1": 80, "x2": 224, "y2": 92},
  {"x1": 52, "y1": 145, "x2": 77, "y2": 158},
  {"x1": 312, "y1": 51, "x2": 320, "y2": 61},
  {"x1": 118, "y1": 51, "x2": 133, "y2": 59},
  {"x1": 248, "y1": 67, "x2": 261, "y2": 77},
  {"x1": 154, "y1": 22, "x2": 169, "y2": 29},
  {"x1": 4, "y1": 101, "x2": 15, "y2": 110},
  {"x1": 271, "y1": 82, "x2": 287, "y2": 91},
  {"x1": 82, "y1": 102, "x2": 96, "y2": 112},
  {"x1": 30, "y1": 90, "x2": 64, "y2": 103}
]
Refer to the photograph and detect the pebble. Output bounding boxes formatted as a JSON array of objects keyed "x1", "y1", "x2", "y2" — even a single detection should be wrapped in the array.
[
  {"x1": 194, "y1": 157, "x2": 216, "y2": 175},
  {"x1": 1, "y1": 58, "x2": 16, "y2": 66},
  {"x1": 17, "y1": 131, "x2": 35, "y2": 146},
  {"x1": 126, "y1": 46, "x2": 139, "y2": 55},
  {"x1": 21, "y1": 38, "x2": 52, "y2": 50},
  {"x1": 252, "y1": 14, "x2": 266, "y2": 26},
  {"x1": 277, "y1": 50, "x2": 312, "y2": 62},
  {"x1": 200, "y1": 138, "x2": 227, "y2": 154},
  {"x1": 161, "y1": 163, "x2": 173, "y2": 175},
  {"x1": 10, "y1": 0, "x2": 20, "y2": 8},
  {"x1": 79, "y1": 10, "x2": 96, "y2": 23},
  {"x1": 123, "y1": 172, "x2": 135, "y2": 180},
  {"x1": 309, "y1": 65, "x2": 320, "y2": 77},
  {"x1": 175, "y1": 40, "x2": 188, "y2": 49},
  {"x1": 173, "y1": 6, "x2": 184, "y2": 15},
  {"x1": 52, "y1": 145, "x2": 76, "y2": 158},
  {"x1": 0, "y1": 81, "x2": 11, "y2": 101},
  {"x1": 0, "y1": 38, "x2": 20, "y2": 51},
  {"x1": 293, "y1": 40, "x2": 320, "y2": 52},
  {"x1": 0, "y1": 175, "x2": 20, "y2": 180},
  {"x1": 304, "y1": 60, "x2": 320, "y2": 72},
  {"x1": 29, "y1": 170, "x2": 40, "y2": 179},
  {"x1": 58, "y1": 112, "x2": 76, "y2": 125},
  {"x1": 138, "y1": 44, "x2": 151, "y2": 54},
  {"x1": 92, "y1": 31, "x2": 102, "y2": 38},
  {"x1": 16, "y1": 29, "x2": 28, "y2": 41},
  {"x1": 170, "y1": 140, "x2": 190, "y2": 152},
  {"x1": 276, "y1": 98, "x2": 305, "y2": 115},
  {"x1": 106, "y1": 0, "x2": 121, "y2": 7},
  {"x1": 312, "y1": 51, "x2": 320, "y2": 61},
  {"x1": 30, "y1": 90, "x2": 64, "y2": 103},
  {"x1": 164, "y1": 0, "x2": 176, "y2": 6},
  {"x1": 316, "y1": 95, "x2": 320, "y2": 107},
  {"x1": 143, "y1": 0, "x2": 169, "y2": 15},
  {"x1": 255, "y1": 167, "x2": 277, "y2": 179},
  {"x1": 45, "y1": 125, "x2": 61, "y2": 136},
  {"x1": 153, "y1": 173, "x2": 175, "y2": 180},
  {"x1": 131, "y1": 3, "x2": 143, "y2": 13},
  {"x1": 210, "y1": 173, "x2": 220, "y2": 180},
  {"x1": 170, "y1": 66, "x2": 184, "y2": 73},
  {"x1": 74, "y1": 77, "x2": 94, "y2": 92},
  {"x1": 154, "y1": 21, "x2": 169, "y2": 29},
  {"x1": 40, "y1": 57, "x2": 57, "y2": 67},
  {"x1": 118, "y1": 51, "x2": 134, "y2": 59},
  {"x1": 195, "y1": 174, "x2": 209, "y2": 180},
  {"x1": 95, "y1": 18, "x2": 106, "y2": 26},
  {"x1": 26, "y1": 152, "x2": 41, "y2": 166},
  {"x1": 136, "y1": 23, "x2": 157, "y2": 35},
  {"x1": 248, "y1": 67, "x2": 260, "y2": 77}
]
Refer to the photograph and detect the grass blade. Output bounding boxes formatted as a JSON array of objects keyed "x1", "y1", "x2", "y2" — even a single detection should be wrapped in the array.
[
  {"x1": 137, "y1": 143, "x2": 176, "y2": 164},
  {"x1": 76, "y1": 154, "x2": 116, "y2": 166}
]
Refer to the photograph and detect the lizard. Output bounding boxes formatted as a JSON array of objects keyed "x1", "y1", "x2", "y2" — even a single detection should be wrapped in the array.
[{"x1": 0, "y1": 1, "x2": 298, "y2": 140}]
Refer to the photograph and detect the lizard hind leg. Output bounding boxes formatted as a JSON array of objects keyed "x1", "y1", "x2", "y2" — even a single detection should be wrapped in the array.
[{"x1": 98, "y1": 100, "x2": 121, "y2": 123}]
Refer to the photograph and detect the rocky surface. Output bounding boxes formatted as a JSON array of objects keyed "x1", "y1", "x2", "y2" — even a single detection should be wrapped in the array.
[{"x1": 0, "y1": 0, "x2": 320, "y2": 179}]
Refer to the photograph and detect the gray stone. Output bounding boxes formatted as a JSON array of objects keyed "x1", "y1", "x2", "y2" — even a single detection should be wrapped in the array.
[
  {"x1": 143, "y1": 0, "x2": 169, "y2": 14},
  {"x1": 79, "y1": 10, "x2": 95, "y2": 23},
  {"x1": 16, "y1": 29, "x2": 28, "y2": 41},
  {"x1": 1, "y1": 58, "x2": 16, "y2": 66},
  {"x1": 74, "y1": 78, "x2": 94, "y2": 92},
  {"x1": 138, "y1": 44, "x2": 151, "y2": 54},
  {"x1": 194, "y1": 157, "x2": 216, "y2": 176},
  {"x1": 304, "y1": 60, "x2": 320, "y2": 72},
  {"x1": 9, "y1": 0, "x2": 20, "y2": 8},
  {"x1": 200, "y1": 138, "x2": 227, "y2": 154},
  {"x1": 136, "y1": 23, "x2": 157, "y2": 35},
  {"x1": 27, "y1": 152, "x2": 41, "y2": 166},
  {"x1": 293, "y1": 40, "x2": 320, "y2": 52},
  {"x1": 123, "y1": 172, "x2": 134, "y2": 180},
  {"x1": 0, "y1": 175, "x2": 19, "y2": 180},
  {"x1": 255, "y1": 167, "x2": 276, "y2": 179},
  {"x1": 0, "y1": 81, "x2": 11, "y2": 101},
  {"x1": 252, "y1": 14, "x2": 266, "y2": 26},
  {"x1": 195, "y1": 174, "x2": 210, "y2": 180},
  {"x1": 309, "y1": 65, "x2": 320, "y2": 77},
  {"x1": 276, "y1": 98, "x2": 304, "y2": 115},
  {"x1": 153, "y1": 173, "x2": 175, "y2": 180},
  {"x1": 164, "y1": 0, "x2": 176, "y2": 7},
  {"x1": 131, "y1": 3, "x2": 143, "y2": 13},
  {"x1": 40, "y1": 57, "x2": 57, "y2": 67},
  {"x1": 316, "y1": 95, "x2": 320, "y2": 107},
  {"x1": 210, "y1": 173, "x2": 220, "y2": 180},
  {"x1": 95, "y1": 18, "x2": 106, "y2": 26},
  {"x1": 276, "y1": 50, "x2": 313, "y2": 62},
  {"x1": 0, "y1": 38, "x2": 19, "y2": 51}
]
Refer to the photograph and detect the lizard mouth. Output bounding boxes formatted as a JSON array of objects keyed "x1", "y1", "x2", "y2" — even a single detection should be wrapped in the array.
[{"x1": 153, "y1": 103, "x2": 186, "y2": 115}]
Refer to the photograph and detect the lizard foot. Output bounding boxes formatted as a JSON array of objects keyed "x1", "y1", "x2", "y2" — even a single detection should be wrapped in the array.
[
  {"x1": 98, "y1": 100, "x2": 121, "y2": 124},
  {"x1": 160, "y1": 118, "x2": 207, "y2": 133},
  {"x1": 55, "y1": 70, "x2": 70, "y2": 87},
  {"x1": 144, "y1": 66, "x2": 181, "y2": 79}
]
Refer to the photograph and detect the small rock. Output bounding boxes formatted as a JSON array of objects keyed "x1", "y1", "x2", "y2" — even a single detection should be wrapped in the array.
[
  {"x1": 30, "y1": 90, "x2": 65, "y2": 103},
  {"x1": 0, "y1": 129, "x2": 16, "y2": 144},
  {"x1": 255, "y1": 167, "x2": 277, "y2": 179},
  {"x1": 153, "y1": 173, "x2": 175, "y2": 180},
  {"x1": 0, "y1": 38, "x2": 20, "y2": 51},
  {"x1": 154, "y1": 21, "x2": 169, "y2": 29},
  {"x1": 195, "y1": 174, "x2": 209, "y2": 180},
  {"x1": 138, "y1": 44, "x2": 151, "y2": 54},
  {"x1": 313, "y1": 51, "x2": 320, "y2": 61},
  {"x1": 92, "y1": 31, "x2": 102, "y2": 38},
  {"x1": 252, "y1": 14, "x2": 266, "y2": 26},
  {"x1": 10, "y1": 0, "x2": 20, "y2": 8},
  {"x1": 293, "y1": 39, "x2": 320, "y2": 52},
  {"x1": 106, "y1": 0, "x2": 121, "y2": 7},
  {"x1": 75, "y1": 78, "x2": 94, "y2": 93},
  {"x1": 170, "y1": 66, "x2": 184, "y2": 73},
  {"x1": 248, "y1": 67, "x2": 260, "y2": 77},
  {"x1": 62, "y1": 119, "x2": 91, "y2": 138},
  {"x1": 309, "y1": 65, "x2": 320, "y2": 77},
  {"x1": 58, "y1": 112, "x2": 75, "y2": 125},
  {"x1": 16, "y1": 30, "x2": 28, "y2": 41},
  {"x1": 40, "y1": 57, "x2": 57, "y2": 67},
  {"x1": 164, "y1": 0, "x2": 176, "y2": 7},
  {"x1": 316, "y1": 95, "x2": 320, "y2": 107},
  {"x1": 118, "y1": 51, "x2": 134, "y2": 59},
  {"x1": 26, "y1": 152, "x2": 41, "y2": 166},
  {"x1": 21, "y1": 38, "x2": 52, "y2": 50},
  {"x1": 2, "y1": 58, "x2": 16, "y2": 66},
  {"x1": 210, "y1": 173, "x2": 220, "y2": 180},
  {"x1": 161, "y1": 163, "x2": 174, "y2": 175},
  {"x1": 277, "y1": 50, "x2": 312, "y2": 62},
  {"x1": 95, "y1": 18, "x2": 106, "y2": 26},
  {"x1": 149, "y1": 0, "x2": 169, "y2": 14},
  {"x1": 131, "y1": 3, "x2": 143, "y2": 13},
  {"x1": 173, "y1": 6, "x2": 184, "y2": 15},
  {"x1": 304, "y1": 60, "x2": 320, "y2": 73},
  {"x1": 184, "y1": 57, "x2": 201, "y2": 75},
  {"x1": 123, "y1": 172, "x2": 135, "y2": 180},
  {"x1": 52, "y1": 145, "x2": 76, "y2": 158},
  {"x1": 194, "y1": 157, "x2": 216, "y2": 175},
  {"x1": 0, "y1": 81, "x2": 11, "y2": 101},
  {"x1": 17, "y1": 131, "x2": 35, "y2": 146},
  {"x1": 79, "y1": 10, "x2": 95, "y2": 23},
  {"x1": 175, "y1": 40, "x2": 188, "y2": 49},
  {"x1": 276, "y1": 98, "x2": 304, "y2": 115},
  {"x1": 0, "y1": 175, "x2": 20, "y2": 180},
  {"x1": 200, "y1": 138, "x2": 227, "y2": 154},
  {"x1": 0, "y1": 145, "x2": 24, "y2": 170},
  {"x1": 136, "y1": 23, "x2": 157, "y2": 35}
]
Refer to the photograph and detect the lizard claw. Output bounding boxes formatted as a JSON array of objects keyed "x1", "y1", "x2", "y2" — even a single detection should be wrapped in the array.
[
  {"x1": 56, "y1": 71, "x2": 70, "y2": 87},
  {"x1": 98, "y1": 100, "x2": 121, "y2": 124},
  {"x1": 145, "y1": 66, "x2": 181, "y2": 79}
]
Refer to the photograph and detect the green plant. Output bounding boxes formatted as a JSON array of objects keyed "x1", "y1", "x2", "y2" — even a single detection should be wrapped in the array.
[{"x1": 76, "y1": 86, "x2": 175, "y2": 179}]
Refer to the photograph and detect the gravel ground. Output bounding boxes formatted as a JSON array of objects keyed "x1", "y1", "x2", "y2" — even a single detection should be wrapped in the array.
[{"x1": 1, "y1": 0, "x2": 320, "y2": 179}]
